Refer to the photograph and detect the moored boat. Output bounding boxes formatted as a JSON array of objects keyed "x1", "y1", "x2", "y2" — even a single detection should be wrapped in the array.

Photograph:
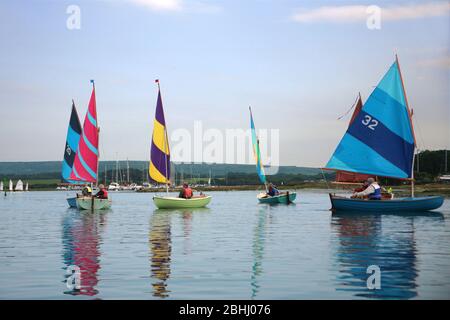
[
  {"x1": 324, "y1": 56, "x2": 443, "y2": 212},
  {"x1": 153, "y1": 195, "x2": 212, "y2": 209}
]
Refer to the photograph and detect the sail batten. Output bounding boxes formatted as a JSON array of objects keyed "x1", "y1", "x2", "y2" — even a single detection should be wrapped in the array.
[
  {"x1": 69, "y1": 84, "x2": 99, "y2": 183},
  {"x1": 250, "y1": 107, "x2": 266, "y2": 185},
  {"x1": 149, "y1": 84, "x2": 170, "y2": 184},
  {"x1": 325, "y1": 60, "x2": 415, "y2": 179}
]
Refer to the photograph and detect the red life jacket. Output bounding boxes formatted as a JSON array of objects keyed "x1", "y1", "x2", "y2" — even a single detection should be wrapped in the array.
[
  {"x1": 184, "y1": 187, "x2": 193, "y2": 199},
  {"x1": 100, "y1": 188, "x2": 108, "y2": 199}
]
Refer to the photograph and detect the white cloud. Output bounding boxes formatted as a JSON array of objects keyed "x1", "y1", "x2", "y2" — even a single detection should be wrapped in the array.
[
  {"x1": 292, "y1": 2, "x2": 450, "y2": 23},
  {"x1": 418, "y1": 56, "x2": 450, "y2": 69},
  {"x1": 124, "y1": 0, "x2": 222, "y2": 13},
  {"x1": 128, "y1": 0, "x2": 183, "y2": 11}
]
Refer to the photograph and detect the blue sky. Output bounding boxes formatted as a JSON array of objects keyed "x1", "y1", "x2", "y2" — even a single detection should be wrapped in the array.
[{"x1": 0, "y1": 0, "x2": 448, "y2": 166}]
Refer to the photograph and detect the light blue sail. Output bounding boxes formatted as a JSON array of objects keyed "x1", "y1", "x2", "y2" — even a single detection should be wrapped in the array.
[
  {"x1": 250, "y1": 108, "x2": 266, "y2": 184},
  {"x1": 325, "y1": 60, "x2": 415, "y2": 179}
]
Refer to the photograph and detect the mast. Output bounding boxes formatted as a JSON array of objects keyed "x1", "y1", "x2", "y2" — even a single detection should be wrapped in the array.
[
  {"x1": 396, "y1": 55, "x2": 416, "y2": 197},
  {"x1": 126, "y1": 158, "x2": 130, "y2": 184}
]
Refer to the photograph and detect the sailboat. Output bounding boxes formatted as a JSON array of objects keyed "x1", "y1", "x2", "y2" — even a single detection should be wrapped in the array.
[
  {"x1": 250, "y1": 107, "x2": 296, "y2": 204},
  {"x1": 324, "y1": 56, "x2": 444, "y2": 212},
  {"x1": 69, "y1": 81, "x2": 111, "y2": 210},
  {"x1": 15, "y1": 180, "x2": 24, "y2": 191},
  {"x1": 25, "y1": 182, "x2": 28, "y2": 191},
  {"x1": 150, "y1": 80, "x2": 211, "y2": 209},
  {"x1": 9, "y1": 180, "x2": 13, "y2": 192}
]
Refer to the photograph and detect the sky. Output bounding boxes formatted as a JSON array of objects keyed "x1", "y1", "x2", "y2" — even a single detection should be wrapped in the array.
[{"x1": 0, "y1": 0, "x2": 449, "y2": 167}]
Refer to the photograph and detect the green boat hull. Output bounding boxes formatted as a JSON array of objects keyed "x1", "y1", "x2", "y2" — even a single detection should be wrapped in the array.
[
  {"x1": 76, "y1": 197, "x2": 112, "y2": 210},
  {"x1": 257, "y1": 192, "x2": 297, "y2": 204},
  {"x1": 153, "y1": 196, "x2": 212, "y2": 209}
]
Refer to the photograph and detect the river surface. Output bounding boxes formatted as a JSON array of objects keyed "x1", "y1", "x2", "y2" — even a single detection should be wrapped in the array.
[{"x1": 0, "y1": 190, "x2": 449, "y2": 299}]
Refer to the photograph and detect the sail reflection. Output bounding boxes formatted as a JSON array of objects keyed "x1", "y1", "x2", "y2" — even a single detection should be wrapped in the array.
[
  {"x1": 149, "y1": 208, "x2": 209, "y2": 298},
  {"x1": 62, "y1": 210, "x2": 107, "y2": 296},
  {"x1": 251, "y1": 205, "x2": 273, "y2": 299},
  {"x1": 331, "y1": 211, "x2": 444, "y2": 299}
]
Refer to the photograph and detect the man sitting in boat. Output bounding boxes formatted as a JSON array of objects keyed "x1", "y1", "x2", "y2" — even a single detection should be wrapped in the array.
[
  {"x1": 267, "y1": 183, "x2": 280, "y2": 197},
  {"x1": 179, "y1": 183, "x2": 193, "y2": 199},
  {"x1": 352, "y1": 178, "x2": 381, "y2": 200},
  {"x1": 94, "y1": 184, "x2": 108, "y2": 199}
]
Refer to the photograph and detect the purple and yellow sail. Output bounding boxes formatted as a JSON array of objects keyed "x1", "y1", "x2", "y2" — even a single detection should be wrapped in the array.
[
  {"x1": 325, "y1": 58, "x2": 415, "y2": 179},
  {"x1": 149, "y1": 80, "x2": 170, "y2": 184},
  {"x1": 70, "y1": 81, "x2": 99, "y2": 183}
]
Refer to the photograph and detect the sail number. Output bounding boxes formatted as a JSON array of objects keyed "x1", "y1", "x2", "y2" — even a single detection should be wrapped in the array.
[{"x1": 362, "y1": 115, "x2": 378, "y2": 130}]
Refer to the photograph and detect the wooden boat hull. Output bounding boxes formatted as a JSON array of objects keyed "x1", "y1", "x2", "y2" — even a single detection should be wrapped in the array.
[
  {"x1": 329, "y1": 194, "x2": 444, "y2": 212},
  {"x1": 153, "y1": 196, "x2": 212, "y2": 209},
  {"x1": 67, "y1": 197, "x2": 77, "y2": 208},
  {"x1": 257, "y1": 192, "x2": 297, "y2": 204},
  {"x1": 76, "y1": 197, "x2": 112, "y2": 210}
]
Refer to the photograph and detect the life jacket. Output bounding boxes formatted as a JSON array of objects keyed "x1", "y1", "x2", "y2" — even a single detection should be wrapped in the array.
[
  {"x1": 183, "y1": 187, "x2": 193, "y2": 199},
  {"x1": 100, "y1": 188, "x2": 108, "y2": 199},
  {"x1": 368, "y1": 183, "x2": 381, "y2": 200},
  {"x1": 86, "y1": 186, "x2": 92, "y2": 193}
]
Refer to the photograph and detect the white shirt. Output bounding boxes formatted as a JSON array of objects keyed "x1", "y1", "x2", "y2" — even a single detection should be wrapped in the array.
[{"x1": 355, "y1": 182, "x2": 380, "y2": 197}]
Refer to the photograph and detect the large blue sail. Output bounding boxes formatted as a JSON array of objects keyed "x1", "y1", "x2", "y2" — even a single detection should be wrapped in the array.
[
  {"x1": 325, "y1": 60, "x2": 415, "y2": 179},
  {"x1": 62, "y1": 101, "x2": 83, "y2": 182}
]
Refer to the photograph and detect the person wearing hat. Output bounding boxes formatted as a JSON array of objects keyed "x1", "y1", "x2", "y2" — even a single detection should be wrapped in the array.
[
  {"x1": 94, "y1": 184, "x2": 109, "y2": 199},
  {"x1": 353, "y1": 177, "x2": 381, "y2": 200}
]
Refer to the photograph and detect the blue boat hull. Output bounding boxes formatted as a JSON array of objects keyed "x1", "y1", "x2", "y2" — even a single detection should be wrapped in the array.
[
  {"x1": 329, "y1": 194, "x2": 444, "y2": 212},
  {"x1": 258, "y1": 192, "x2": 297, "y2": 204},
  {"x1": 67, "y1": 197, "x2": 77, "y2": 208}
]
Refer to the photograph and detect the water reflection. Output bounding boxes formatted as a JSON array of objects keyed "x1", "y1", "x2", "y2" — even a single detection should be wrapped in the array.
[
  {"x1": 331, "y1": 211, "x2": 444, "y2": 299},
  {"x1": 149, "y1": 208, "x2": 209, "y2": 298},
  {"x1": 251, "y1": 205, "x2": 272, "y2": 299},
  {"x1": 62, "y1": 210, "x2": 108, "y2": 296}
]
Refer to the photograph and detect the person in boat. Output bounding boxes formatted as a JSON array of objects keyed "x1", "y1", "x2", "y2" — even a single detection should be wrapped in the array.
[
  {"x1": 94, "y1": 184, "x2": 108, "y2": 199},
  {"x1": 179, "y1": 183, "x2": 193, "y2": 199},
  {"x1": 352, "y1": 177, "x2": 382, "y2": 200},
  {"x1": 267, "y1": 183, "x2": 280, "y2": 197},
  {"x1": 354, "y1": 180, "x2": 369, "y2": 193},
  {"x1": 81, "y1": 184, "x2": 92, "y2": 197}
]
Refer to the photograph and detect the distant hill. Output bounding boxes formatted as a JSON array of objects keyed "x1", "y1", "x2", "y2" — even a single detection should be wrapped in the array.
[{"x1": 0, "y1": 161, "x2": 322, "y2": 179}]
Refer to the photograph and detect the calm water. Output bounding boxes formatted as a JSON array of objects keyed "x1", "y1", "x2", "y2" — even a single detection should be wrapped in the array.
[{"x1": 0, "y1": 190, "x2": 449, "y2": 299}]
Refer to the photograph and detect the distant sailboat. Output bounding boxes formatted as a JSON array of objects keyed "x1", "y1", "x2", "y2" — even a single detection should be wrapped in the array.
[
  {"x1": 150, "y1": 80, "x2": 211, "y2": 209},
  {"x1": 15, "y1": 180, "x2": 24, "y2": 191},
  {"x1": 69, "y1": 81, "x2": 111, "y2": 210},
  {"x1": 250, "y1": 107, "x2": 296, "y2": 204},
  {"x1": 325, "y1": 56, "x2": 444, "y2": 212},
  {"x1": 0, "y1": 181, "x2": 3, "y2": 191},
  {"x1": 9, "y1": 180, "x2": 13, "y2": 191},
  {"x1": 25, "y1": 182, "x2": 28, "y2": 191}
]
